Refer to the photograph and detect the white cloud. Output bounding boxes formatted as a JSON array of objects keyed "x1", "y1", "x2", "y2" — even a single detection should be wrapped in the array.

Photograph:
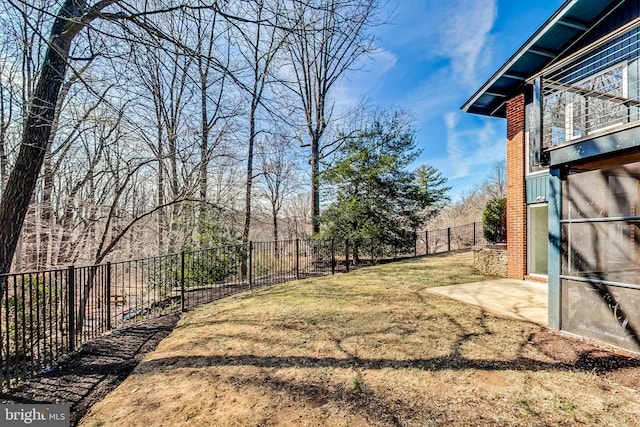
[
  {"x1": 435, "y1": 0, "x2": 498, "y2": 87},
  {"x1": 368, "y1": 47, "x2": 398, "y2": 77},
  {"x1": 439, "y1": 111, "x2": 504, "y2": 180},
  {"x1": 328, "y1": 0, "x2": 498, "y2": 117},
  {"x1": 443, "y1": 112, "x2": 469, "y2": 178}
]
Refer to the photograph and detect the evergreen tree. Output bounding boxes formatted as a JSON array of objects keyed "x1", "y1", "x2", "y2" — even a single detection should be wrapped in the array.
[
  {"x1": 483, "y1": 197, "x2": 507, "y2": 243},
  {"x1": 320, "y1": 110, "x2": 449, "y2": 257},
  {"x1": 415, "y1": 164, "x2": 451, "y2": 220}
]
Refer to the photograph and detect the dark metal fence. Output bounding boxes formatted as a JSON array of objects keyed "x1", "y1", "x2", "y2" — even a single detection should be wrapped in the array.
[
  {"x1": 423, "y1": 222, "x2": 486, "y2": 255},
  {"x1": 0, "y1": 236, "x2": 428, "y2": 389}
]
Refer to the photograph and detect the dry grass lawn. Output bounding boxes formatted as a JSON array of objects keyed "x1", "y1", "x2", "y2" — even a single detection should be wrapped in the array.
[{"x1": 80, "y1": 251, "x2": 640, "y2": 426}]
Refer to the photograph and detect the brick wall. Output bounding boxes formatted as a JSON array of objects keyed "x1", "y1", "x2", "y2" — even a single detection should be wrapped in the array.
[{"x1": 506, "y1": 94, "x2": 526, "y2": 279}]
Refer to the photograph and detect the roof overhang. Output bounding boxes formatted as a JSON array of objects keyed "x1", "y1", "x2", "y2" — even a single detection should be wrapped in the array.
[{"x1": 461, "y1": 0, "x2": 625, "y2": 118}]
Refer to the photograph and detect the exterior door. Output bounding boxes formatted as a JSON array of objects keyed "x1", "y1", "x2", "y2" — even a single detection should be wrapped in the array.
[{"x1": 528, "y1": 204, "x2": 548, "y2": 276}]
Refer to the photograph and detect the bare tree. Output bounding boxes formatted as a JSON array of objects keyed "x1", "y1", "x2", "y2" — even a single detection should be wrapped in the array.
[
  {"x1": 132, "y1": 22, "x2": 199, "y2": 252},
  {"x1": 285, "y1": 0, "x2": 379, "y2": 234},
  {"x1": 0, "y1": 49, "x2": 19, "y2": 191},
  {"x1": 0, "y1": 0, "x2": 278, "y2": 278},
  {"x1": 484, "y1": 159, "x2": 507, "y2": 200},
  {"x1": 283, "y1": 192, "x2": 312, "y2": 239},
  {"x1": 426, "y1": 160, "x2": 507, "y2": 230},
  {"x1": 257, "y1": 135, "x2": 301, "y2": 246},
  {"x1": 0, "y1": 0, "x2": 121, "y2": 277},
  {"x1": 0, "y1": 0, "x2": 52, "y2": 271},
  {"x1": 218, "y1": 0, "x2": 289, "y2": 243},
  {"x1": 189, "y1": 6, "x2": 238, "y2": 242},
  {"x1": 0, "y1": 0, "x2": 384, "y2": 280}
]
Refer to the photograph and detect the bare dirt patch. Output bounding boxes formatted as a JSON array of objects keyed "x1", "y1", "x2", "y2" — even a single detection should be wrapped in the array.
[{"x1": 22, "y1": 251, "x2": 640, "y2": 426}]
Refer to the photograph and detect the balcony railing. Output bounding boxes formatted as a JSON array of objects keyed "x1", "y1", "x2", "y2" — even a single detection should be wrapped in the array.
[
  {"x1": 536, "y1": 21, "x2": 640, "y2": 152},
  {"x1": 542, "y1": 72, "x2": 640, "y2": 148}
]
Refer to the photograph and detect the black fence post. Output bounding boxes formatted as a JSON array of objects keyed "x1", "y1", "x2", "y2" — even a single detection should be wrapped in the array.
[
  {"x1": 345, "y1": 240, "x2": 350, "y2": 273},
  {"x1": 371, "y1": 238, "x2": 375, "y2": 265},
  {"x1": 249, "y1": 241, "x2": 253, "y2": 288},
  {"x1": 414, "y1": 232, "x2": 418, "y2": 258},
  {"x1": 473, "y1": 222, "x2": 477, "y2": 246},
  {"x1": 447, "y1": 228, "x2": 451, "y2": 252},
  {"x1": 331, "y1": 239, "x2": 336, "y2": 275},
  {"x1": 295, "y1": 239, "x2": 300, "y2": 279},
  {"x1": 106, "y1": 262, "x2": 112, "y2": 330},
  {"x1": 425, "y1": 231, "x2": 429, "y2": 255},
  {"x1": 180, "y1": 251, "x2": 185, "y2": 312},
  {"x1": 0, "y1": 276, "x2": 6, "y2": 386},
  {"x1": 67, "y1": 265, "x2": 75, "y2": 352}
]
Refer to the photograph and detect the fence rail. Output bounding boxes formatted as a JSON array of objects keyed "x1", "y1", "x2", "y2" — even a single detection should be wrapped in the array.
[
  {"x1": 1, "y1": 224, "x2": 483, "y2": 389},
  {"x1": 423, "y1": 222, "x2": 487, "y2": 255}
]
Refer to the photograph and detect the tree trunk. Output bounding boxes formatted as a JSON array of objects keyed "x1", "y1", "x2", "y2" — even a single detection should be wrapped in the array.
[
  {"x1": 311, "y1": 134, "x2": 320, "y2": 234},
  {"x1": 0, "y1": 0, "x2": 85, "y2": 278},
  {"x1": 156, "y1": 125, "x2": 166, "y2": 253},
  {"x1": 0, "y1": 83, "x2": 9, "y2": 190},
  {"x1": 199, "y1": 70, "x2": 210, "y2": 239},
  {"x1": 242, "y1": 111, "x2": 256, "y2": 243},
  {"x1": 39, "y1": 144, "x2": 54, "y2": 268},
  {"x1": 272, "y1": 203, "x2": 279, "y2": 256},
  {"x1": 167, "y1": 122, "x2": 181, "y2": 253},
  {"x1": 240, "y1": 109, "x2": 256, "y2": 280}
]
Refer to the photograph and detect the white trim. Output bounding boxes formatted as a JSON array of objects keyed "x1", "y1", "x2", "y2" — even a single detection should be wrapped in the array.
[
  {"x1": 527, "y1": 273, "x2": 549, "y2": 280},
  {"x1": 527, "y1": 169, "x2": 550, "y2": 178}
]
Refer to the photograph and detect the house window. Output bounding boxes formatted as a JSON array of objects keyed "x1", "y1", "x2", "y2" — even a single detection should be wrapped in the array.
[
  {"x1": 568, "y1": 63, "x2": 628, "y2": 140},
  {"x1": 528, "y1": 204, "x2": 548, "y2": 276},
  {"x1": 543, "y1": 63, "x2": 629, "y2": 146},
  {"x1": 543, "y1": 90, "x2": 568, "y2": 146},
  {"x1": 526, "y1": 102, "x2": 547, "y2": 174}
]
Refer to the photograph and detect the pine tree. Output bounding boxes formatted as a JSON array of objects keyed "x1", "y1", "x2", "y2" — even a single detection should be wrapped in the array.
[{"x1": 320, "y1": 110, "x2": 449, "y2": 257}]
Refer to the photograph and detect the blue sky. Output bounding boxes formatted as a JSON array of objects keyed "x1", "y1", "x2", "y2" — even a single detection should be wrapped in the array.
[{"x1": 338, "y1": 0, "x2": 565, "y2": 199}]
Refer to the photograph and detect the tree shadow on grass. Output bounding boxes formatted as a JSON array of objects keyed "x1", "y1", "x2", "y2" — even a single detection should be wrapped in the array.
[
  {"x1": 140, "y1": 303, "x2": 640, "y2": 380},
  {"x1": 132, "y1": 346, "x2": 640, "y2": 376},
  {"x1": 134, "y1": 307, "x2": 640, "y2": 377},
  {"x1": 244, "y1": 373, "x2": 408, "y2": 427},
  {"x1": 123, "y1": 321, "x2": 640, "y2": 426}
]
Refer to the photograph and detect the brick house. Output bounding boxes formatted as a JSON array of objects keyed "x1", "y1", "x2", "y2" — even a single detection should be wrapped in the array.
[{"x1": 463, "y1": 0, "x2": 640, "y2": 352}]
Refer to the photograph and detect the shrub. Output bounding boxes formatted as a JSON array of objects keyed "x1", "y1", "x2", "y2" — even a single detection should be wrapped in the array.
[{"x1": 483, "y1": 197, "x2": 506, "y2": 243}]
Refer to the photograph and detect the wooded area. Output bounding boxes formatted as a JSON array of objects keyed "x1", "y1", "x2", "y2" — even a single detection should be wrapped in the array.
[
  {"x1": 1, "y1": 0, "x2": 499, "y2": 280},
  {"x1": 0, "y1": 0, "x2": 389, "y2": 275}
]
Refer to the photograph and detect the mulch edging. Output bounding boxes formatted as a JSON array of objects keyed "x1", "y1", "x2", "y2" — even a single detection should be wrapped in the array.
[
  {"x1": 0, "y1": 280, "x2": 282, "y2": 426},
  {"x1": 0, "y1": 313, "x2": 181, "y2": 426}
]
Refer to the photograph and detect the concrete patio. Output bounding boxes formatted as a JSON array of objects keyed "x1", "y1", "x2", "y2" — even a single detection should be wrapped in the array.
[{"x1": 426, "y1": 279, "x2": 548, "y2": 326}]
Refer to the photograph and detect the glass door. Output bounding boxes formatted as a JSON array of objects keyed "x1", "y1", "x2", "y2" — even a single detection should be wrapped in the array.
[{"x1": 528, "y1": 204, "x2": 548, "y2": 276}]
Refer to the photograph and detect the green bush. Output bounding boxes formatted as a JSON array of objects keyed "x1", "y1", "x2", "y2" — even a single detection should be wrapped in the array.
[
  {"x1": 182, "y1": 246, "x2": 245, "y2": 286},
  {"x1": 4, "y1": 277, "x2": 60, "y2": 370},
  {"x1": 483, "y1": 197, "x2": 506, "y2": 243}
]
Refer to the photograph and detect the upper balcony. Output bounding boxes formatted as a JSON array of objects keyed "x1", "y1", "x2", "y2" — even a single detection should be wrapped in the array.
[
  {"x1": 543, "y1": 66, "x2": 638, "y2": 146},
  {"x1": 535, "y1": 22, "x2": 640, "y2": 167}
]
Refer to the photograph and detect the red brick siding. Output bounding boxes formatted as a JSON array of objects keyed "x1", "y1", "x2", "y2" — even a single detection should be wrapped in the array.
[{"x1": 506, "y1": 94, "x2": 526, "y2": 279}]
